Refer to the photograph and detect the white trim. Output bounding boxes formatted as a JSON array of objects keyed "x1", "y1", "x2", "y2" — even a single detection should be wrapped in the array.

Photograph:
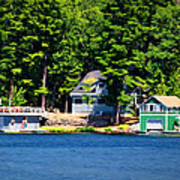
[
  {"x1": 139, "y1": 106, "x2": 142, "y2": 130},
  {"x1": 143, "y1": 104, "x2": 166, "y2": 113},
  {"x1": 139, "y1": 96, "x2": 165, "y2": 108},
  {"x1": 140, "y1": 96, "x2": 180, "y2": 109},
  {"x1": 165, "y1": 108, "x2": 168, "y2": 131},
  {"x1": 0, "y1": 113, "x2": 43, "y2": 116},
  {"x1": 70, "y1": 92, "x2": 99, "y2": 96},
  {"x1": 141, "y1": 114, "x2": 178, "y2": 116},
  {"x1": 146, "y1": 119, "x2": 163, "y2": 131}
]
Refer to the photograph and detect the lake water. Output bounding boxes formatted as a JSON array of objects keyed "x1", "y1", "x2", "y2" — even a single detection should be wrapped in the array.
[{"x1": 0, "y1": 134, "x2": 179, "y2": 180}]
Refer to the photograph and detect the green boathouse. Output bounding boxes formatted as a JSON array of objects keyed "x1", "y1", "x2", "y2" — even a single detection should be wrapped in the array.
[{"x1": 140, "y1": 96, "x2": 180, "y2": 132}]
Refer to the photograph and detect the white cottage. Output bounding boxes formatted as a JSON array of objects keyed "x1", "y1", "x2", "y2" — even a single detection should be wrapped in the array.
[{"x1": 70, "y1": 70, "x2": 114, "y2": 114}]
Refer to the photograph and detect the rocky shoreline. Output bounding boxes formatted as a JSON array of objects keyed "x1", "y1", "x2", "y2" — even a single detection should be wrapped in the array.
[
  {"x1": 40, "y1": 125, "x2": 136, "y2": 135},
  {"x1": 43, "y1": 112, "x2": 113, "y2": 127},
  {"x1": 41, "y1": 112, "x2": 140, "y2": 135}
]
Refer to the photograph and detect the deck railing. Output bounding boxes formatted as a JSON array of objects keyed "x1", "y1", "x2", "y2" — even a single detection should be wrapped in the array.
[
  {"x1": 0, "y1": 106, "x2": 45, "y2": 114},
  {"x1": 4, "y1": 123, "x2": 40, "y2": 130}
]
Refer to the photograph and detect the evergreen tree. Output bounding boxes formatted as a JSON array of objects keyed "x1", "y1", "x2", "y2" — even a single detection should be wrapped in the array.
[{"x1": 0, "y1": 0, "x2": 179, "y2": 113}]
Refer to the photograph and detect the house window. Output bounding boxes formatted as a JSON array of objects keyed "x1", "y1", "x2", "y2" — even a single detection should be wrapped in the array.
[
  {"x1": 150, "y1": 105, "x2": 154, "y2": 112},
  {"x1": 176, "y1": 108, "x2": 179, "y2": 114},
  {"x1": 155, "y1": 105, "x2": 162, "y2": 112},
  {"x1": 144, "y1": 105, "x2": 147, "y2": 112},
  {"x1": 98, "y1": 98, "x2": 105, "y2": 104},
  {"x1": 75, "y1": 99, "x2": 82, "y2": 104},
  {"x1": 168, "y1": 108, "x2": 173, "y2": 112},
  {"x1": 154, "y1": 105, "x2": 157, "y2": 112},
  {"x1": 160, "y1": 105, "x2": 163, "y2": 112}
]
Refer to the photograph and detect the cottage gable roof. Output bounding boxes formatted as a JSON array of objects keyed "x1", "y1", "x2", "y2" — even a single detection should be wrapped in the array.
[
  {"x1": 71, "y1": 70, "x2": 106, "y2": 94},
  {"x1": 141, "y1": 96, "x2": 180, "y2": 108},
  {"x1": 153, "y1": 96, "x2": 180, "y2": 107}
]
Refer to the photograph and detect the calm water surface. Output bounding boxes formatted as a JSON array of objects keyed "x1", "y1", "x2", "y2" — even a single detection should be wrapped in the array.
[{"x1": 0, "y1": 134, "x2": 179, "y2": 180}]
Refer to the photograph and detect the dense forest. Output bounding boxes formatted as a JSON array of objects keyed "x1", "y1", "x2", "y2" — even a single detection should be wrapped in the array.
[{"x1": 0, "y1": 0, "x2": 180, "y2": 112}]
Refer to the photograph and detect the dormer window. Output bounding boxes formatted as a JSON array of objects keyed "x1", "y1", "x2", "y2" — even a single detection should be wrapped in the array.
[
  {"x1": 79, "y1": 87, "x2": 83, "y2": 90},
  {"x1": 91, "y1": 87, "x2": 96, "y2": 93},
  {"x1": 99, "y1": 83, "x2": 104, "y2": 88}
]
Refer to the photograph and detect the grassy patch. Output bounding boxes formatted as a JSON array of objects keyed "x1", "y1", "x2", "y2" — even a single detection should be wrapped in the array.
[
  {"x1": 118, "y1": 124, "x2": 130, "y2": 131},
  {"x1": 41, "y1": 126, "x2": 96, "y2": 133},
  {"x1": 104, "y1": 127, "x2": 113, "y2": 133},
  {"x1": 75, "y1": 126, "x2": 95, "y2": 132}
]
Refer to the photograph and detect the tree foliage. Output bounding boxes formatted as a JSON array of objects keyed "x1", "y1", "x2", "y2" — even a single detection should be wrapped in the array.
[{"x1": 0, "y1": 0, "x2": 179, "y2": 111}]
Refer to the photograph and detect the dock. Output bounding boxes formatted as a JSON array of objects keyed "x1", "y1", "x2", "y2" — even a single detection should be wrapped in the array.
[{"x1": 0, "y1": 106, "x2": 46, "y2": 131}]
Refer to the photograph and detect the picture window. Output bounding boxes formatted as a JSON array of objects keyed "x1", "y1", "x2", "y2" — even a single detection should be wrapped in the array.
[{"x1": 75, "y1": 99, "x2": 82, "y2": 104}]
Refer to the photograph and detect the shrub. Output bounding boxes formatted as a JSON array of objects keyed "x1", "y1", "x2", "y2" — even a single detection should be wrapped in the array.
[{"x1": 104, "y1": 127, "x2": 113, "y2": 133}]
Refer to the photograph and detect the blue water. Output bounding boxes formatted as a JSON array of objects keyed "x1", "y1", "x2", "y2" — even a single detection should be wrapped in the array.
[{"x1": 0, "y1": 134, "x2": 179, "y2": 180}]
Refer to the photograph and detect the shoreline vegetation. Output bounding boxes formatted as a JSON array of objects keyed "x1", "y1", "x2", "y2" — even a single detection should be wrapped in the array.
[
  {"x1": 40, "y1": 125, "x2": 135, "y2": 135},
  {"x1": 0, "y1": 125, "x2": 136, "y2": 135},
  {"x1": 1, "y1": 126, "x2": 180, "y2": 137},
  {"x1": 0, "y1": 112, "x2": 180, "y2": 136}
]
